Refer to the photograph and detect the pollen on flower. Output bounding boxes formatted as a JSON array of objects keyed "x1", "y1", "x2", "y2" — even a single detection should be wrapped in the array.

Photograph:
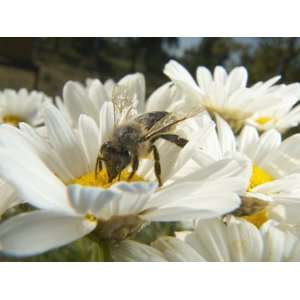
[
  {"x1": 68, "y1": 168, "x2": 144, "y2": 189},
  {"x1": 248, "y1": 164, "x2": 273, "y2": 191},
  {"x1": 2, "y1": 115, "x2": 23, "y2": 126},
  {"x1": 85, "y1": 213, "x2": 97, "y2": 223},
  {"x1": 255, "y1": 116, "x2": 274, "y2": 125},
  {"x1": 242, "y1": 208, "x2": 269, "y2": 228}
]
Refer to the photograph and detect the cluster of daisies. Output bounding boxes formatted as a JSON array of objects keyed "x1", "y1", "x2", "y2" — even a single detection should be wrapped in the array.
[{"x1": 1, "y1": 60, "x2": 300, "y2": 261}]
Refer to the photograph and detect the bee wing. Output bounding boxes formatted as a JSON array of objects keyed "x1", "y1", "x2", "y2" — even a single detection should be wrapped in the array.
[
  {"x1": 141, "y1": 106, "x2": 204, "y2": 141},
  {"x1": 112, "y1": 84, "x2": 138, "y2": 125}
]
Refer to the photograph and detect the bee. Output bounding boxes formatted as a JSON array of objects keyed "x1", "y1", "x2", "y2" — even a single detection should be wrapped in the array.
[{"x1": 95, "y1": 85, "x2": 203, "y2": 186}]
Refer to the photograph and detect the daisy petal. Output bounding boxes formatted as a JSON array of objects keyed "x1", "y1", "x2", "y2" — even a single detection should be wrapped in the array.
[
  {"x1": 63, "y1": 81, "x2": 98, "y2": 125},
  {"x1": 215, "y1": 114, "x2": 236, "y2": 155},
  {"x1": 0, "y1": 211, "x2": 96, "y2": 257},
  {"x1": 146, "y1": 82, "x2": 181, "y2": 112},
  {"x1": 87, "y1": 79, "x2": 109, "y2": 109},
  {"x1": 0, "y1": 180, "x2": 17, "y2": 216},
  {"x1": 226, "y1": 66, "x2": 248, "y2": 94},
  {"x1": 44, "y1": 104, "x2": 89, "y2": 178},
  {"x1": 152, "y1": 236, "x2": 205, "y2": 261},
  {"x1": 67, "y1": 184, "x2": 121, "y2": 217},
  {"x1": 111, "y1": 240, "x2": 166, "y2": 262},
  {"x1": 226, "y1": 217, "x2": 263, "y2": 261},
  {"x1": 196, "y1": 66, "x2": 212, "y2": 91},
  {"x1": 119, "y1": 73, "x2": 146, "y2": 113},
  {"x1": 78, "y1": 115, "x2": 100, "y2": 171},
  {"x1": 99, "y1": 101, "x2": 115, "y2": 145},
  {"x1": 213, "y1": 66, "x2": 227, "y2": 84},
  {"x1": 0, "y1": 148, "x2": 71, "y2": 212}
]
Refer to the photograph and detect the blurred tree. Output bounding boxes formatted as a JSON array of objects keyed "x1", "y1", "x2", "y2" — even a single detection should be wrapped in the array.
[
  {"x1": 124, "y1": 37, "x2": 178, "y2": 73},
  {"x1": 241, "y1": 37, "x2": 300, "y2": 83},
  {"x1": 182, "y1": 37, "x2": 241, "y2": 74}
]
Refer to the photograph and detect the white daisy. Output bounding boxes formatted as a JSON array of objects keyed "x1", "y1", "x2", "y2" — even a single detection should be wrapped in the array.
[
  {"x1": 0, "y1": 88, "x2": 51, "y2": 213},
  {"x1": 195, "y1": 113, "x2": 300, "y2": 226},
  {"x1": 0, "y1": 88, "x2": 51, "y2": 127},
  {"x1": 112, "y1": 216, "x2": 300, "y2": 262},
  {"x1": 246, "y1": 82, "x2": 300, "y2": 132},
  {"x1": 0, "y1": 104, "x2": 247, "y2": 257},
  {"x1": 163, "y1": 60, "x2": 300, "y2": 132}
]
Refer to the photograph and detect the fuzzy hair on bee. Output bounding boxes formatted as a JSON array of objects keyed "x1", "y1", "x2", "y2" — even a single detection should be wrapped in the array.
[{"x1": 95, "y1": 84, "x2": 204, "y2": 186}]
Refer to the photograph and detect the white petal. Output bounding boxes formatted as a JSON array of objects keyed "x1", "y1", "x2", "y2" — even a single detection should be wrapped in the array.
[
  {"x1": 226, "y1": 66, "x2": 248, "y2": 94},
  {"x1": 164, "y1": 60, "x2": 198, "y2": 89},
  {"x1": 104, "y1": 79, "x2": 116, "y2": 98},
  {"x1": 87, "y1": 79, "x2": 109, "y2": 109},
  {"x1": 263, "y1": 134, "x2": 300, "y2": 177},
  {"x1": 18, "y1": 123, "x2": 74, "y2": 182},
  {"x1": 185, "y1": 217, "x2": 263, "y2": 261},
  {"x1": 0, "y1": 180, "x2": 17, "y2": 216},
  {"x1": 167, "y1": 122, "x2": 215, "y2": 180},
  {"x1": 152, "y1": 236, "x2": 205, "y2": 261},
  {"x1": 164, "y1": 60, "x2": 203, "y2": 106},
  {"x1": 63, "y1": 81, "x2": 98, "y2": 125},
  {"x1": 146, "y1": 82, "x2": 181, "y2": 112},
  {"x1": 260, "y1": 221, "x2": 291, "y2": 261},
  {"x1": 196, "y1": 66, "x2": 212, "y2": 91},
  {"x1": 213, "y1": 66, "x2": 227, "y2": 84},
  {"x1": 44, "y1": 104, "x2": 89, "y2": 178},
  {"x1": 0, "y1": 211, "x2": 96, "y2": 256},
  {"x1": 185, "y1": 218, "x2": 231, "y2": 261},
  {"x1": 78, "y1": 115, "x2": 100, "y2": 172},
  {"x1": 144, "y1": 181, "x2": 241, "y2": 222},
  {"x1": 252, "y1": 129, "x2": 281, "y2": 165},
  {"x1": 215, "y1": 114, "x2": 236, "y2": 155},
  {"x1": 238, "y1": 125, "x2": 259, "y2": 160},
  {"x1": 67, "y1": 184, "x2": 121, "y2": 217},
  {"x1": 119, "y1": 73, "x2": 146, "y2": 113},
  {"x1": 111, "y1": 240, "x2": 166, "y2": 262},
  {"x1": 226, "y1": 217, "x2": 263, "y2": 261},
  {"x1": 0, "y1": 148, "x2": 72, "y2": 213},
  {"x1": 181, "y1": 157, "x2": 252, "y2": 192},
  {"x1": 99, "y1": 182, "x2": 156, "y2": 219},
  {"x1": 99, "y1": 101, "x2": 115, "y2": 145}
]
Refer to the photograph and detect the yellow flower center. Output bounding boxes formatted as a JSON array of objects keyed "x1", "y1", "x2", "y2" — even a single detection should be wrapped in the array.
[
  {"x1": 248, "y1": 164, "x2": 273, "y2": 191},
  {"x1": 2, "y1": 115, "x2": 23, "y2": 126},
  {"x1": 255, "y1": 116, "x2": 274, "y2": 125},
  {"x1": 69, "y1": 168, "x2": 144, "y2": 189},
  {"x1": 242, "y1": 208, "x2": 269, "y2": 228}
]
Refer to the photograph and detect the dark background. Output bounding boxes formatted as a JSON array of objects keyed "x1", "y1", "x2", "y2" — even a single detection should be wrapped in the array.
[{"x1": 0, "y1": 37, "x2": 300, "y2": 98}]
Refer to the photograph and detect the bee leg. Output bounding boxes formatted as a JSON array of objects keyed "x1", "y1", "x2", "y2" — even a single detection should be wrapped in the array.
[
  {"x1": 95, "y1": 156, "x2": 103, "y2": 178},
  {"x1": 159, "y1": 134, "x2": 188, "y2": 148},
  {"x1": 151, "y1": 145, "x2": 162, "y2": 187},
  {"x1": 128, "y1": 155, "x2": 139, "y2": 181}
]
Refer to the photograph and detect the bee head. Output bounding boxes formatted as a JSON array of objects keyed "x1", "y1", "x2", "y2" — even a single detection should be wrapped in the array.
[{"x1": 100, "y1": 142, "x2": 131, "y2": 182}]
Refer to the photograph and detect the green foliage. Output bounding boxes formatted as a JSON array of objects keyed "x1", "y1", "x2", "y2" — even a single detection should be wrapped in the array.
[{"x1": 2, "y1": 237, "x2": 106, "y2": 262}]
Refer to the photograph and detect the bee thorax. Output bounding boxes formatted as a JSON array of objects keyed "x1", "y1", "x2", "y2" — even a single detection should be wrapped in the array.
[{"x1": 113, "y1": 123, "x2": 144, "y2": 151}]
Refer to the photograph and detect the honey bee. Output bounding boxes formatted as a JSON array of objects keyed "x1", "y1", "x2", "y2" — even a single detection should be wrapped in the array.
[{"x1": 95, "y1": 85, "x2": 203, "y2": 186}]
